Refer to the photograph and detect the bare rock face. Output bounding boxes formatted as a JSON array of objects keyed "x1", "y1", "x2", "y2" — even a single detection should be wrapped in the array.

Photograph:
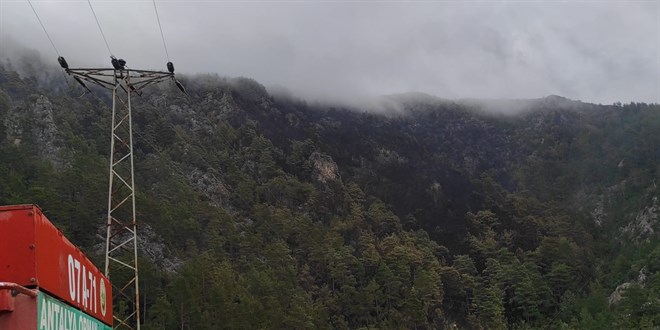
[
  {"x1": 608, "y1": 282, "x2": 633, "y2": 306},
  {"x1": 591, "y1": 197, "x2": 606, "y2": 227},
  {"x1": 608, "y1": 267, "x2": 648, "y2": 306},
  {"x1": 621, "y1": 196, "x2": 659, "y2": 244},
  {"x1": 4, "y1": 99, "x2": 25, "y2": 143},
  {"x1": 576, "y1": 180, "x2": 656, "y2": 236},
  {"x1": 4, "y1": 95, "x2": 63, "y2": 167},
  {"x1": 30, "y1": 95, "x2": 59, "y2": 153},
  {"x1": 187, "y1": 168, "x2": 230, "y2": 208},
  {"x1": 309, "y1": 152, "x2": 341, "y2": 184},
  {"x1": 94, "y1": 223, "x2": 182, "y2": 273},
  {"x1": 138, "y1": 223, "x2": 182, "y2": 273}
]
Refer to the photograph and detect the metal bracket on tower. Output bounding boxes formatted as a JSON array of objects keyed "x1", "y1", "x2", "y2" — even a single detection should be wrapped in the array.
[{"x1": 62, "y1": 58, "x2": 182, "y2": 330}]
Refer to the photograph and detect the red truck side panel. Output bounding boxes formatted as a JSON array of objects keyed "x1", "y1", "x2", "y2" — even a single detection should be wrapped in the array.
[
  {"x1": 0, "y1": 205, "x2": 113, "y2": 325},
  {"x1": 0, "y1": 287, "x2": 38, "y2": 330}
]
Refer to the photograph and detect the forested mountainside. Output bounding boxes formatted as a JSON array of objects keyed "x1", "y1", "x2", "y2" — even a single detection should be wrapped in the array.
[{"x1": 1, "y1": 61, "x2": 658, "y2": 329}]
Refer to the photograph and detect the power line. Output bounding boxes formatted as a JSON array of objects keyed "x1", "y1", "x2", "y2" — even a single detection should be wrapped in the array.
[
  {"x1": 87, "y1": 0, "x2": 113, "y2": 55},
  {"x1": 26, "y1": 0, "x2": 68, "y2": 83},
  {"x1": 26, "y1": 0, "x2": 60, "y2": 57},
  {"x1": 152, "y1": 0, "x2": 170, "y2": 62}
]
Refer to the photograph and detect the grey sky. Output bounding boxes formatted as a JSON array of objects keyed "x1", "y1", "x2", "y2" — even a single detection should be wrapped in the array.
[{"x1": 1, "y1": 0, "x2": 659, "y2": 105}]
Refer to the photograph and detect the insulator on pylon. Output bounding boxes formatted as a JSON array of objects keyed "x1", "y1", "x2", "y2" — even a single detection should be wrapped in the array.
[
  {"x1": 110, "y1": 56, "x2": 120, "y2": 69},
  {"x1": 74, "y1": 76, "x2": 91, "y2": 93},
  {"x1": 110, "y1": 56, "x2": 126, "y2": 70},
  {"x1": 57, "y1": 56, "x2": 69, "y2": 69},
  {"x1": 167, "y1": 62, "x2": 174, "y2": 73},
  {"x1": 174, "y1": 79, "x2": 187, "y2": 95}
]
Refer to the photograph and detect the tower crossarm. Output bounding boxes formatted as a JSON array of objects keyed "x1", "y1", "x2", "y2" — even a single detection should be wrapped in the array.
[{"x1": 66, "y1": 68, "x2": 174, "y2": 93}]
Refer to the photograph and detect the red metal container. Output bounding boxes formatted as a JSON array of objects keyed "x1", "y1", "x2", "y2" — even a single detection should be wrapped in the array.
[
  {"x1": 0, "y1": 282, "x2": 37, "y2": 329},
  {"x1": 0, "y1": 283, "x2": 112, "y2": 330},
  {"x1": 0, "y1": 205, "x2": 113, "y2": 325}
]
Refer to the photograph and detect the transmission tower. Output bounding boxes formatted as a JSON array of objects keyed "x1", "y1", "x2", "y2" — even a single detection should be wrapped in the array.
[{"x1": 60, "y1": 57, "x2": 186, "y2": 330}]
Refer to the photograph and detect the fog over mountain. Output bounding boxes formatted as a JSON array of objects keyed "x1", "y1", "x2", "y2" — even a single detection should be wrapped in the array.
[
  {"x1": 2, "y1": 1, "x2": 658, "y2": 105},
  {"x1": 1, "y1": 54, "x2": 659, "y2": 328},
  {"x1": 2, "y1": 2, "x2": 660, "y2": 329}
]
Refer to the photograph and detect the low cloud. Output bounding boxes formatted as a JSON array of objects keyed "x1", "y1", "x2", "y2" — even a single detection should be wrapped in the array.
[{"x1": 2, "y1": 1, "x2": 658, "y2": 105}]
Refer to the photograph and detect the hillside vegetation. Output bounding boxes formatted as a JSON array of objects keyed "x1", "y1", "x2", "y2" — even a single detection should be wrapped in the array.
[{"x1": 1, "y1": 62, "x2": 659, "y2": 329}]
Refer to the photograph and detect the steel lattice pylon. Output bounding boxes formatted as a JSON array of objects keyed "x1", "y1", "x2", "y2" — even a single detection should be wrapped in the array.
[{"x1": 65, "y1": 66, "x2": 177, "y2": 330}]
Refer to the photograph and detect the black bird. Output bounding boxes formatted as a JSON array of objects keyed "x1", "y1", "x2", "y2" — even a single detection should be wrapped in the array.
[{"x1": 110, "y1": 55, "x2": 126, "y2": 70}]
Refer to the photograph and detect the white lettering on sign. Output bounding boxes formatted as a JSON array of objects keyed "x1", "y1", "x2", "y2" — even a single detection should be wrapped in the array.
[
  {"x1": 67, "y1": 254, "x2": 99, "y2": 312},
  {"x1": 90, "y1": 272, "x2": 97, "y2": 314},
  {"x1": 39, "y1": 293, "x2": 104, "y2": 330}
]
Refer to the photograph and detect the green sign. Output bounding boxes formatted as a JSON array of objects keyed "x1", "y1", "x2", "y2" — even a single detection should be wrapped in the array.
[{"x1": 37, "y1": 291, "x2": 112, "y2": 330}]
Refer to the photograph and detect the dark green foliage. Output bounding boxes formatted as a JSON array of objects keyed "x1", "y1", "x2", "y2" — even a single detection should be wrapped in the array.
[{"x1": 1, "y1": 63, "x2": 659, "y2": 328}]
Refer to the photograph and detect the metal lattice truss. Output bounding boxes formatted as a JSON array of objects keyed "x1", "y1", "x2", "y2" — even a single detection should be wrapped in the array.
[{"x1": 66, "y1": 68, "x2": 174, "y2": 330}]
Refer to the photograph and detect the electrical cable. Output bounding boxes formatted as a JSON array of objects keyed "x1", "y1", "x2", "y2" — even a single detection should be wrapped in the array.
[
  {"x1": 87, "y1": 0, "x2": 113, "y2": 55},
  {"x1": 26, "y1": 0, "x2": 60, "y2": 57},
  {"x1": 26, "y1": 0, "x2": 69, "y2": 83},
  {"x1": 152, "y1": 0, "x2": 170, "y2": 62}
]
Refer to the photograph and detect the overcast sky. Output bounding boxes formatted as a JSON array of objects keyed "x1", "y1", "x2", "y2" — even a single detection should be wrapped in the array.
[{"x1": 1, "y1": 0, "x2": 659, "y2": 104}]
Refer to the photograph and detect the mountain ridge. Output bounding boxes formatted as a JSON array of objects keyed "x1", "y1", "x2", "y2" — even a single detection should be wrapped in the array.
[{"x1": 1, "y1": 61, "x2": 659, "y2": 329}]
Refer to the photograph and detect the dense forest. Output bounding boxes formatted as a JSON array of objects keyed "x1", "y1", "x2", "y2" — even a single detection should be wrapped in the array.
[{"x1": 0, "y1": 58, "x2": 659, "y2": 329}]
